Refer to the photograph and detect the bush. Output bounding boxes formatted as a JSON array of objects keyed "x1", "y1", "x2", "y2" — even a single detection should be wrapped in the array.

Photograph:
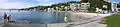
[{"x1": 87, "y1": 7, "x2": 96, "y2": 12}]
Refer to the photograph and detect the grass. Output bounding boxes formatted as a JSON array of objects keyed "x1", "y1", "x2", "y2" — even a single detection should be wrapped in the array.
[{"x1": 106, "y1": 15, "x2": 120, "y2": 27}]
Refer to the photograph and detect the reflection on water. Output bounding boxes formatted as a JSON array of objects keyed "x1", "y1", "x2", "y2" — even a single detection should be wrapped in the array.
[{"x1": 0, "y1": 10, "x2": 70, "y2": 24}]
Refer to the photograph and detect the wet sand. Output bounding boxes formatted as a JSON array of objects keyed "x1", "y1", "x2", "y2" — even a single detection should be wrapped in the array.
[
  {"x1": 3, "y1": 23, "x2": 28, "y2": 27},
  {"x1": 2, "y1": 23, "x2": 46, "y2": 27}
]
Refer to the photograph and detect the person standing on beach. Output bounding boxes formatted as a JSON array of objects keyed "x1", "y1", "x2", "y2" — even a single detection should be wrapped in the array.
[
  {"x1": 4, "y1": 13, "x2": 7, "y2": 19},
  {"x1": 4, "y1": 13, "x2": 12, "y2": 25},
  {"x1": 3, "y1": 13, "x2": 9, "y2": 25}
]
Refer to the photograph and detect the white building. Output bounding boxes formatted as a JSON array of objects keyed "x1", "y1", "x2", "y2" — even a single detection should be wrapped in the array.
[
  {"x1": 70, "y1": 3, "x2": 90, "y2": 12},
  {"x1": 70, "y1": 3, "x2": 81, "y2": 11},
  {"x1": 77, "y1": 4, "x2": 81, "y2": 9},
  {"x1": 111, "y1": 2, "x2": 117, "y2": 12},
  {"x1": 80, "y1": 3, "x2": 90, "y2": 11},
  {"x1": 111, "y1": 2, "x2": 120, "y2": 12},
  {"x1": 47, "y1": 8, "x2": 54, "y2": 12},
  {"x1": 103, "y1": 5, "x2": 108, "y2": 8}
]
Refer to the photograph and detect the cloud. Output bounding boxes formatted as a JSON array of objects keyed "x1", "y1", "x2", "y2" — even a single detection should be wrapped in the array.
[
  {"x1": 0, "y1": 0, "x2": 80, "y2": 9},
  {"x1": 0, "y1": 0, "x2": 53, "y2": 9},
  {"x1": 0, "y1": 0, "x2": 33, "y2": 9},
  {"x1": 0, "y1": 2, "x2": 29, "y2": 9}
]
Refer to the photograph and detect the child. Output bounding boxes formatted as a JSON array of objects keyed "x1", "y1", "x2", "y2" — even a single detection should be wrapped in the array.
[{"x1": 7, "y1": 15, "x2": 11, "y2": 23}]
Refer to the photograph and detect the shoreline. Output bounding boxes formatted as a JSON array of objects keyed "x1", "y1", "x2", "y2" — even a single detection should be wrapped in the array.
[{"x1": 2, "y1": 11, "x2": 111, "y2": 27}]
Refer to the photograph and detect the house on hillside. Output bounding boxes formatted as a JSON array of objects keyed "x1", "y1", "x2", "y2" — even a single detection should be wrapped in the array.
[
  {"x1": 70, "y1": 3, "x2": 81, "y2": 11},
  {"x1": 80, "y1": 3, "x2": 90, "y2": 12},
  {"x1": 70, "y1": 3, "x2": 90, "y2": 12},
  {"x1": 111, "y1": 2, "x2": 120, "y2": 12}
]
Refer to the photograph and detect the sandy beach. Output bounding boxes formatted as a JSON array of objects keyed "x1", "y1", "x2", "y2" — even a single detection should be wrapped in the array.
[{"x1": 67, "y1": 11, "x2": 111, "y2": 22}]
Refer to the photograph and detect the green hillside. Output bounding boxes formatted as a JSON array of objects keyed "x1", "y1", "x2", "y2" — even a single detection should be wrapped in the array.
[{"x1": 81, "y1": 0, "x2": 111, "y2": 10}]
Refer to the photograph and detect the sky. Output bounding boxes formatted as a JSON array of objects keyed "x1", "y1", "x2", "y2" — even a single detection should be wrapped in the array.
[
  {"x1": 112, "y1": 0, "x2": 120, "y2": 2},
  {"x1": 0, "y1": 0, "x2": 119, "y2": 9},
  {"x1": 0, "y1": 0, "x2": 80, "y2": 9}
]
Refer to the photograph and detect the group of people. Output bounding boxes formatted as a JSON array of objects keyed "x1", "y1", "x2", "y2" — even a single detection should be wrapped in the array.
[{"x1": 3, "y1": 13, "x2": 12, "y2": 24}]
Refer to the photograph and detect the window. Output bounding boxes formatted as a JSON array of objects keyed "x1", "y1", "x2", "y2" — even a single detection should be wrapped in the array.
[{"x1": 117, "y1": 4, "x2": 120, "y2": 8}]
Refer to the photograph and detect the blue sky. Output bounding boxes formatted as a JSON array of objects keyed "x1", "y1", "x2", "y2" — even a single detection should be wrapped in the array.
[
  {"x1": 112, "y1": 0, "x2": 120, "y2": 2},
  {"x1": 0, "y1": 0, "x2": 119, "y2": 9},
  {"x1": 0, "y1": 0, "x2": 80, "y2": 9}
]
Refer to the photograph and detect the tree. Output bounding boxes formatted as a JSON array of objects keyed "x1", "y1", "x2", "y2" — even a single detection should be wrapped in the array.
[
  {"x1": 80, "y1": 0, "x2": 89, "y2": 3},
  {"x1": 87, "y1": 7, "x2": 96, "y2": 12}
]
